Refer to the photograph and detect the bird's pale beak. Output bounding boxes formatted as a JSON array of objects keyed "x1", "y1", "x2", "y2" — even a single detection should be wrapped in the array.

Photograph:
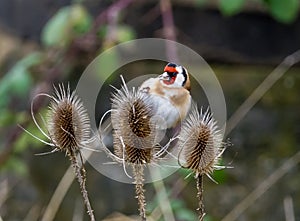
[{"x1": 159, "y1": 72, "x2": 170, "y2": 81}]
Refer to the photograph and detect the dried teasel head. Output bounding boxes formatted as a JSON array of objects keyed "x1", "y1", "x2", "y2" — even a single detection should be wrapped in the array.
[
  {"x1": 110, "y1": 78, "x2": 158, "y2": 165},
  {"x1": 47, "y1": 84, "x2": 90, "y2": 155},
  {"x1": 178, "y1": 106, "x2": 224, "y2": 177},
  {"x1": 25, "y1": 84, "x2": 91, "y2": 156},
  {"x1": 23, "y1": 84, "x2": 95, "y2": 221}
]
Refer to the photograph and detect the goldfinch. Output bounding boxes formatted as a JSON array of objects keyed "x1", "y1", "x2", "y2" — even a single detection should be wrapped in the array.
[{"x1": 139, "y1": 63, "x2": 191, "y2": 129}]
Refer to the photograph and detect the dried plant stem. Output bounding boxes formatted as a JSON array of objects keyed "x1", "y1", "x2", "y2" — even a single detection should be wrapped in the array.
[
  {"x1": 149, "y1": 178, "x2": 186, "y2": 220},
  {"x1": 0, "y1": 125, "x2": 26, "y2": 167},
  {"x1": 93, "y1": 0, "x2": 133, "y2": 31},
  {"x1": 226, "y1": 49, "x2": 300, "y2": 136},
  {"x1": 149, "y1": 169, "x2": 175, "y2": 221},
  {"x1": 221, "y1": 150, "x2": 300, "y2": 221},
  {"x1": 283, "y1": 196, "x2": 295, "y2": 221},
  {"x1": 41, "y1": 140, "x2": 98, "y2": 221},
  {"x1": 196, "y1": 175, "x2": 205, "y2": 221},
  {"x1": 132, "y1": 164, "x2": 146, "y2": 221},
  {"x1": 160, "y1": 0, "x2": 178, "y2": 62},
  {"x1": 41, "y1": 165, "x2": 74, "y2": 221},
  {"x1": 69, "y1": 153, "x2": 95, "y2": 221}
]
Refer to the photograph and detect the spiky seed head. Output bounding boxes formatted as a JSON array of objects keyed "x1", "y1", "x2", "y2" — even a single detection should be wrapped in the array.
[
  {"x1": 47, "y1": 84, "x2": 90, "y2": 155},
  {"x1": 111, "y1": 84, "x2": 157, "y2": 164},
  {"x1": 113, "y1": 136, "x2": 153, "y2": 164},
  {"x1": 178, "y1": 106, "x2": 223, "y2": 176}
]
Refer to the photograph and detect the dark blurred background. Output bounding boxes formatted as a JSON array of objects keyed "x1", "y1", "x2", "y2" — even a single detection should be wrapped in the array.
[{"x1": 0, "y1": 0, "x2": 300, "y2": 221}]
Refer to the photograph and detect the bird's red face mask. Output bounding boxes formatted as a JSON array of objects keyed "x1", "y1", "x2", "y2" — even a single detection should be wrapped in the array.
[{"x1": 161, "y1": 66, "x2": 178, "y2": 85}]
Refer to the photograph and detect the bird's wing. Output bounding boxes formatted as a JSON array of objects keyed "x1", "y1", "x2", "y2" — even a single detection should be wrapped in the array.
[{"x1": 139, "y1": 78, "x2": 158, "y2": 93}]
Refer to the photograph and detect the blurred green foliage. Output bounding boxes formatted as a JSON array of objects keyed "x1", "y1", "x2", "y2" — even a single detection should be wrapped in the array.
[
  {"x1": 41, "y1": 4, "x2": 92, "y2": 47},
  {"x1": 147, "y1": 191, "x2": 198, "y2": 221},
  {"x1": 219, "y1": 0, "x2": 245, "y2": 16},
  {"x1": 266, "y1": 0, "x2": 299, "y2": 23},
  {"x1": 2, "y1": 155, "x2": 28, "y2": 175},
  {"x1": 0, "y1": 52, "x2": 44, "y2": 178},
  {"x1": 0, "y1": 52, "x2": 42, "y2": 110},
  {"x1": 171, "y1": 199, "x2": 198, "y2": 221},
  {"x1": 14, "y1": 110, "x2": 49, "y2": 154},
  {"x1": 212, "y1": 167, "x2": 228, "y2": 184},
  {"x1": 218, "y1": 0, "x2": 299, "y2": 23}
]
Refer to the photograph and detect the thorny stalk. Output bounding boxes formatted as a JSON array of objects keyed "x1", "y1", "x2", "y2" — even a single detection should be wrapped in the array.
[
  {"x1": 69, "y1": 152, "x2": 95, "y2": 221},
  {"x1": 196, "y1": 175, "x2": 205, "y2": 221},
  {"x1": 132, "y1": 164, "x2": 147, "y2": 221}
]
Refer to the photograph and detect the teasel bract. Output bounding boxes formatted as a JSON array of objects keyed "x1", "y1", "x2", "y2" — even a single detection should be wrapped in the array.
[
  {"x1": 178, "y1": 105, "x2": 225, "y2": 221},
  {"x1": 109, "y1": 76, "x2": 160, "y2": 220},
  {"x1": 23, "y1": 84, "x2": 95, "y2": 221}
]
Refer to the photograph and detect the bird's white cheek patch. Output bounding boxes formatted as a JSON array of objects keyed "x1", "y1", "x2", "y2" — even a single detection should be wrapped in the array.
[{"x1": 174, "y1": 74, "x2": 185, "y2": 87}]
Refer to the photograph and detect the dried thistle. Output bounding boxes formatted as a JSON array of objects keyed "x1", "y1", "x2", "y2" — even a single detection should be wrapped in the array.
[
  {"x1": 109, "y1": 77, "x2": 160, "y2": 220},
  {"x1": 111, "y1": 83, "x2": 157, "y2": 165},
  {"x1": 178, "y1": 106, "x2": 223, "y2": 176},
  {"x1": 47, "y1": 84, "x2": 91, "y2": 155},
  {"x1": 178, "y1": 106, "x2": 225, "y2": 221},
  {"x1": 23, "y1": 84, "x2": 95, "y2": 221}
]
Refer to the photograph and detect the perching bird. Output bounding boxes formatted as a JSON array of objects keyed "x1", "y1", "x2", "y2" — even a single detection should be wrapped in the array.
[{"x1": 139, "y1": 63, "x2": 191, "y2": 130}]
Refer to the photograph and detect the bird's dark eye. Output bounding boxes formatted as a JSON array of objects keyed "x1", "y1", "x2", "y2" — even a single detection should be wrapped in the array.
[{"x1": 167, "y1": 72, "x2": 177, "y2": 77}]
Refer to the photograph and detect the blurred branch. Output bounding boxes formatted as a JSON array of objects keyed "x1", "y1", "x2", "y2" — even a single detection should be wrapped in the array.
[
  {"x1": 140, "y1": 4, "x2": 161, "y2": 25},
  {"x1": 150, "y1": 175, "x2": 208, "y2": 220},
  {"x1": 24, "y1": 204, "x2": 41, "y2": 221},
  {"x1": 149, "y1": 175, "x2": 188, "y2": 220},
  {"x1": 41, "y1": 164, "x2": 76, "y2": 221},
  {"x1": 149, "y1": 170, "x2": 175, "y2": 221},
  {"x1": 72, "y1": 197, "x2": 84, "y2": 221},
  {"x1": 0, "y1": 125, "x2": 24, "y2": 167},
  {"x1": 0, "y1": 179, "x2": 9, "y2": 208},
  {"x1": 93, "y1": 0, "x2": 134, "y2": 32},
  {"x1": 226, "y1": 49, "x2": 300, "y2": 136},
  {"x1": 221, "y1": 150, "x2": 300, "y2": 221},
  {"x1": 160, "y1": 0, "x2": 178, "y2": 62},
  {"x1": 283, "y1": 196, "x2": 295, "y2": 221}
]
